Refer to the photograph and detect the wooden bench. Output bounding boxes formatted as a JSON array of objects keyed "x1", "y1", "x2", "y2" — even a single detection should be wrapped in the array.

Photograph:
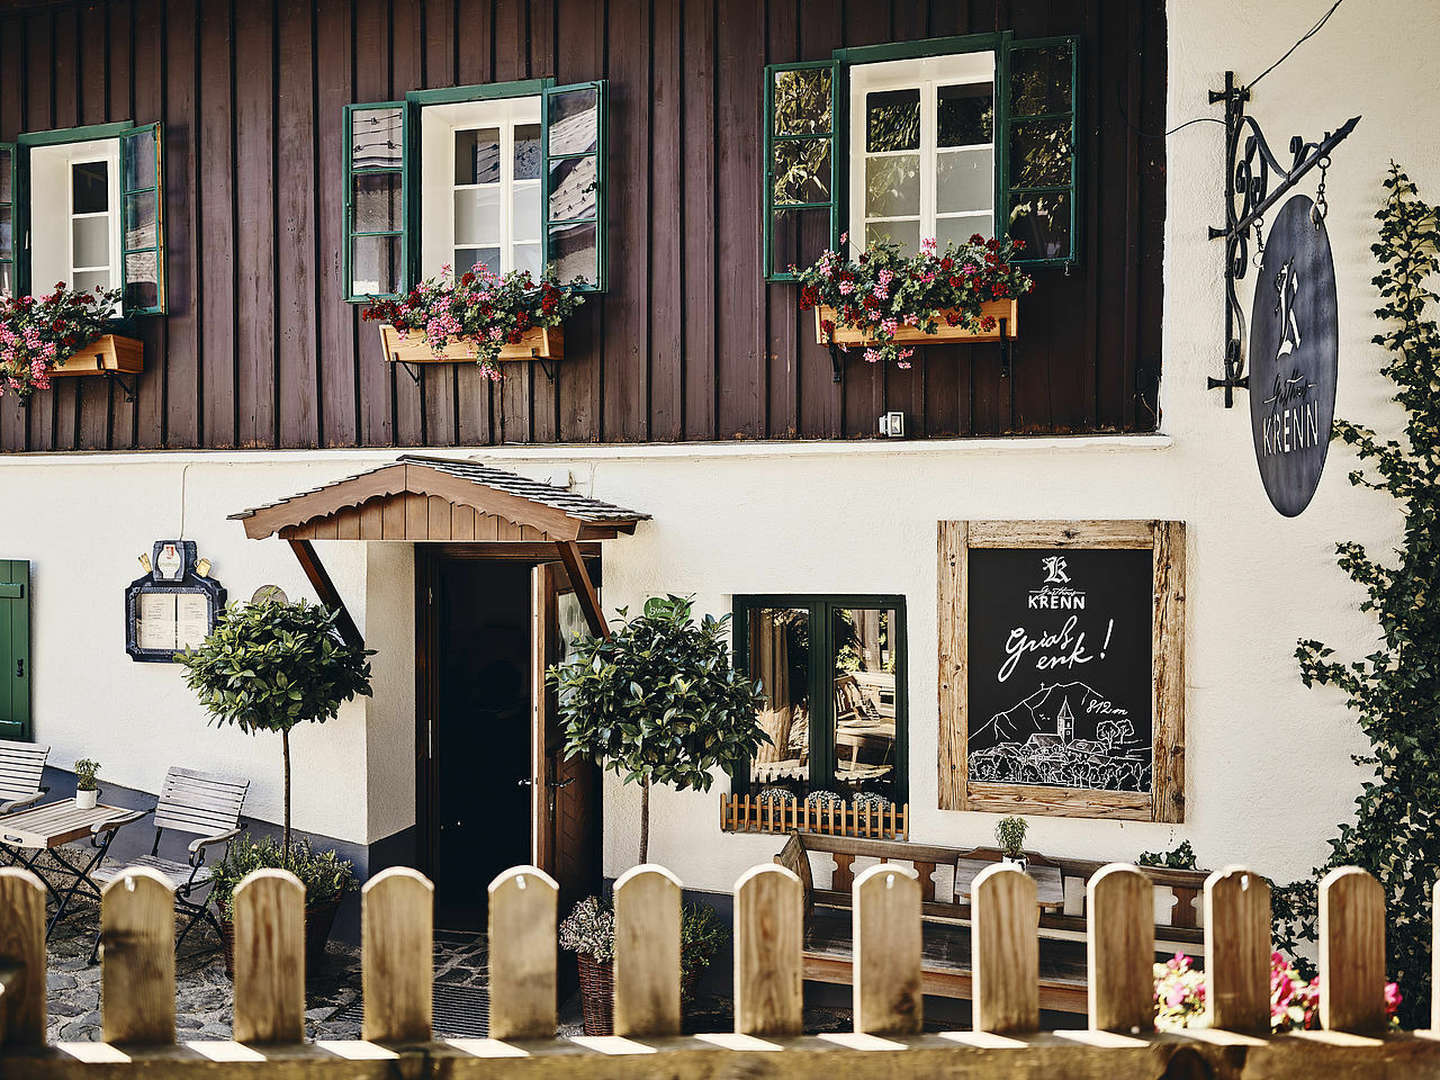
[{"x1": 774, "y1": 831, "x2": 1209, "y2": 1015}]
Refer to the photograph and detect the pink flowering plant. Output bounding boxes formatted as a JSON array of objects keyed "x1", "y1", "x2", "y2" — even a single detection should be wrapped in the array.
[
  {"x1": 1153, "y1": 952, "x2": 1401, "y2": 1032},
  {"x1": 0, "y1": 282, "x2": 122, "y2": 399},
  {"x1": 361, "y1": 264, "x2": 585, "y2": 380},
  {"x1": 794, "y1": 234, "x2": 1033, "y2": 368}
]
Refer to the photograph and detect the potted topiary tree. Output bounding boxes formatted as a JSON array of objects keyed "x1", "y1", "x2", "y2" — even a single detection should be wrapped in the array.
[
  {"x1": 177, "y1": 598, "x2": 373, "y2": 966},
  {"x1": 548, "y1": 595, "x2": 769, "y2": 866},
  {"x1": 73, "y1": 759, "x2": 101, "y2": 809},
  {"x1": 995, "y1": 815, "x2": 1028, "y2": 871}
]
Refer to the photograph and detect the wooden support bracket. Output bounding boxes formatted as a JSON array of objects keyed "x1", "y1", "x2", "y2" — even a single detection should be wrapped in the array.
[
  {"x1": 555, "y1": 540, "x2": 609, "y2": 640},
  {"x1": 287, "y1": 539, "x2": 365, "y2": 651}
]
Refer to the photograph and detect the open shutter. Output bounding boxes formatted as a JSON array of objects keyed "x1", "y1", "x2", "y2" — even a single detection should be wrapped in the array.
[
  {"x1": 763, "y1": 59, "x2": 840, "y2": 282},
  {"x1": 542, "y1": 80, "x2": 607, "y2": 292},
  {"x1": 0, "y1": 143, "x2": 14, "y2": 296},
  {"x1": 121, "y1": 123, "x2": 167, "y2": 314},
  {"x1": 343, "y1": 101, "x2": 407, "y2": 301},
  {"x1": 0, "y1": 560, "x2": 30, "y2": 741},
  {"x1": 1001, "y1": 35, "x2": 1079, "y2": 266}
]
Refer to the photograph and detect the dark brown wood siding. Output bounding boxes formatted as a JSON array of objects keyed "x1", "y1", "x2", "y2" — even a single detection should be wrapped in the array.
[{"x1": 0, "y1": 0, "x2": 1166, "y2": 451}]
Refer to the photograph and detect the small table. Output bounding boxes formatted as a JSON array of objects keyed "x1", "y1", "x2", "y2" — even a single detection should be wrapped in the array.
[
  {"x1": 953, "y1": 858, "x2": 1066, "y2": 912},
  {"x1": 0, "y1": 801, "x2": 138, "y2": 937}
]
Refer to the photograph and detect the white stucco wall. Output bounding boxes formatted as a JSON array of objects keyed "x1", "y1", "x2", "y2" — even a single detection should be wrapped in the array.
[{"x1": 0, "y1": 0, "x2": 1435, "y2": 891}]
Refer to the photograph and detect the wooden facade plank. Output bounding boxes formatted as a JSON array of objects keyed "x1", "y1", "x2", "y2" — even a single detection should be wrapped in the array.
[
  {"x1": 127, "y1": 0, "x2": 164, "y2": 451},
  {"x1": 198, "y1": 0, "x2": 236, "y2": 449},
  {"x1": 420, "y1": 0, "x2": 459, "y2": 448},
  {"x1": 0, "y1": 13, "x2": 27, "y2": 451},
  {"x1": 235, "y1": 0, "x2": 277, "y2": 449},
  {"x1": 354, "y1": 0, "x2": 394, "y2": 448},
  {"x1": 162, "y1": 0, "x2": 202, "y2": 448},
  {"x1": 315, "y1": 0, "x2": 357, "y2": 446}
]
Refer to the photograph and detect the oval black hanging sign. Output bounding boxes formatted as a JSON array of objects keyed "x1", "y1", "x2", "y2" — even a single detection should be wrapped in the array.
[{"x1": 1247, "y1": 193, "x2": 1339, "y2": 517}]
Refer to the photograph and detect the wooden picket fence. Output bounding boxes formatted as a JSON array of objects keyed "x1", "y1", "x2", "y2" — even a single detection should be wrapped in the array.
[
  {"x1": 2, "y1": 862, "x2": 1440, "y2": 1079},
  {"x1": 720, "y1": 794, "x2": 909, "y2": 839}
]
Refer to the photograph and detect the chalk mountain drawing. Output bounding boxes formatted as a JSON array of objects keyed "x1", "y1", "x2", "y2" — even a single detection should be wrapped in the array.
[{"x1": 968, "y1": 681, "x2": 1150, "y2": 792}]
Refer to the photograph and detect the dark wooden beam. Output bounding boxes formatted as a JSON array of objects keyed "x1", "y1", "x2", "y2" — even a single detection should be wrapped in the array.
[
  {"x1": 555, "y1": 541, "x2": 609, "y2": 640},
  {"x1": 287, "y1": 539, "x2": 365, "y2": 651}
]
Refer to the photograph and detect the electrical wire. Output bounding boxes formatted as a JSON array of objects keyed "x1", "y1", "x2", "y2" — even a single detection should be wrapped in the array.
[{"x1": 1248, "y1": 0, "x2": 1346, "y2": 89}]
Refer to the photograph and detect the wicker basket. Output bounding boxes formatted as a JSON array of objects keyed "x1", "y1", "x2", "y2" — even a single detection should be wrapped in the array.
[{"x1": 576, "y1": 953, "x2": 615, "y2": 1036}]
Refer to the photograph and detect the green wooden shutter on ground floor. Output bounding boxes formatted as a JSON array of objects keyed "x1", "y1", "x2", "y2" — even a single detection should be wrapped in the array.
[{"x1": 0, "y1": 560, "x2": 30, "y2": 741}]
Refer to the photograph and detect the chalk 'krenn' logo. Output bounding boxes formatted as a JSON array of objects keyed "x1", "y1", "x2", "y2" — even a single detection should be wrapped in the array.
[
  {"x1": 1029, "y1": 555, "x2": 1084, "y2": 610},
  {"x1": 1041, "y1": 556, "x2": 1070, "y2": 584}
]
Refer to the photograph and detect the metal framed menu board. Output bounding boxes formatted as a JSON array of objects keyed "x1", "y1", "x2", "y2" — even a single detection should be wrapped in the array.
[
  {"x1": 937, "y1": 521, "x2": 1186, "y2": 822},
  {"x1": 125, "y1": 541, "x2": 227, "y2": 663}
]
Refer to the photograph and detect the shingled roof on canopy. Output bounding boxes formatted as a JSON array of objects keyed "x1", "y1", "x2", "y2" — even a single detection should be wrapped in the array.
[{"x1": 229, "y1": 455, "x2": 650, "y2": 542}]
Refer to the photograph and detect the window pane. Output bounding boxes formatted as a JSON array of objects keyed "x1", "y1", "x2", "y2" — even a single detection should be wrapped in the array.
[
  {"x1": 938, "y1": 82, "x2": 993, "y2": 146},
  {"x1": 514, "y1": 123, "x2": 541, "y2": 181},
  {"x1": 937, "y1": 147, "x2": 992, "y2": 215},
  {"x1": 548, "y1": 220, "x2": 596, "y2": 283},
  {"x1": 1010, "y1": 118, "x2": 1073, "y2": 188},
  {"x1": 866, "y1": 218, "x2": 919, "y2": 256},
  {"x1": 351, "y1": 107, "x2": 403, "y2": 168},
  {"x1": 454, "y1": 186, "x2": 501, "y2": 246},
  {"x1": 773, "y1": 139, "x2": 831, "y2": 206},
  {"x1": 831, "y1": 607, "x2": 898, "y2": 801},
  {"x1": 73, "y1": 216, "x2": 110, "y2": 269},
  {"x1": 514, "y1": 242, "x2": 541, "y2": 277},
  {"x1": 773, "y1": 67, "x2": 831, "y2": 136},
  {"x1": 549, "y1": 88, "x2": 598, "y2": 156},
  {"x1": 73, "y1": 161, "x2": 109, "y2": 214},
  {"x1": 548, "y1": 154, "x2": 597, "y2": 222},
  {"x1": 512, "y1": 182, "x2": 540, "y2": 241},
  {"x1": 1008, "y1": 191, "x2": 1071, "y2": 260},
  {"x1": 0, "y1": 207, "x2": 10, "y2": 260},
  {"x1": 352, "y1": 233, "x2": 402, "y2": 295},
  {"x1": 1011, "y1": 43, "x2": 1073, "y2": 116},
  {"x1": 125, "y1": 251, "x2": 159, "y2": 310},
  {"x1": 0, "y1": 262, "x2": 11, "y2": 295},
  {"x1": 455, "y1": 127, "x2": 501, "y2": 186},
  {"x1": 73, "y1": 269, "x2": 110, "y2": 293},
  {"x1": 865, "y1": 153, "x2": 919, "y2": 219},
  {"x1": 354, "y1": 172, "x2": 402, "y2": 233},
  {"x1": 123, "y1": 127, "x2": 157, "y2": 190},
  {"x1": 124, "y1": 190, "x2": 160, "y2": 249},
  {"x1": 0, "y1": 147, "x2": 11, "y2": 202},
  {"x1": 455, "y1": 247, "x2": 500, "y2": 276},
  {"x1": 748, "y1": 608, "x2": 811, "y2": 793},
  {"x1": 866, "y1": 88, "x2": 920, "y2": 153},
  {"x1": 769, "y1": 206, "x2": 830, "y2": 278},
  {"x1": 936, "y1": 213, "x2": 992, "y2": 249}
]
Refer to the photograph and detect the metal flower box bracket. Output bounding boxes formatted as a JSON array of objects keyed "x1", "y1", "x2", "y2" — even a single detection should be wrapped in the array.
[{"x1": 47, "y1": 334, "x2": 144, "y2": 401}]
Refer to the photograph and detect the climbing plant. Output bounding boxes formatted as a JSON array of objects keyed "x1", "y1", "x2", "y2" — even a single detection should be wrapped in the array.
[{"x1": 1274, "y1": 164, "x2": 1440, "y2": 1028}]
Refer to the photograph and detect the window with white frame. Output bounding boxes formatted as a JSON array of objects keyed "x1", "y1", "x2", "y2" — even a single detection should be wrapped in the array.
[{"x1": 849, "y1": 53, "x2": 995, "y2": 258}]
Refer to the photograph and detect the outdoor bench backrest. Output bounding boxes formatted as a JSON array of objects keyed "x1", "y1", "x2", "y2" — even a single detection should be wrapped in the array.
[
  {"x1": 153, "y1": 766, "x2": 250, "y2": 838},
  {"x1": 0, "y1": 739, "x2": 49, "y2": 803}
]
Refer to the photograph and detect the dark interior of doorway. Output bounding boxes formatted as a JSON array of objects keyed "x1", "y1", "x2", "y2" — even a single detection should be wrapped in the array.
[{"x1": 431, "y1": 559, "x2": 533, "y2": 929}]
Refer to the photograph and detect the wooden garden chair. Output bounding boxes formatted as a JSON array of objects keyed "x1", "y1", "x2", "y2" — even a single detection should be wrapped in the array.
[
  {"x1": 88, "y1": 766, "x2": 249, "y2": 960},
  {"x1": 0, "y1": 739, "x2": 50, "y2": 816}
]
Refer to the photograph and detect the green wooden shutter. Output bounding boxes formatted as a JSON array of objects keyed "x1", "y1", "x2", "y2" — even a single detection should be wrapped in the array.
[
  {"x1": 121, "y1": 122, "x2": 167, "y2": 315},
  {"x1": 0, "y1": 560, "x2": 31, "y2": 741},
  {"x1": 542, "y1": 80, "x2": 607, "y2": 293},
  {"x1": 763, "y1": 60, "x2": 840, "y2": 282},
  {"x1": 0, "y1": 143, "x2": 14, "y2": 297},
  {"x1": 343, "y1": 101, "x2": 407, "y2": 302},
  {"x1": 1002, "y1": 35, "x2": 1080, "y2": 266}
]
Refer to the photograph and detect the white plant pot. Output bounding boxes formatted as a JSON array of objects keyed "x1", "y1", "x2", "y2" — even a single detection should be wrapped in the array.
[
  {"x1": 75, "y1": 789, "x2": 99, "y2": 810},
  {"x1": 1001, "y1": 854, "x2": 1028, "y2": 873}
]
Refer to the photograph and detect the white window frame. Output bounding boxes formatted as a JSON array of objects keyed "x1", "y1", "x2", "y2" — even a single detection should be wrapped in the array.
[
  {"x1": 419, "y1": 96, "x2": 542, "y2": 280},
  {"x1": 29, "y1": 138, "x2": 122, "y2": 300},
  {"x1": 847, "y1": 52, "x2": 996, "y2": 259}
]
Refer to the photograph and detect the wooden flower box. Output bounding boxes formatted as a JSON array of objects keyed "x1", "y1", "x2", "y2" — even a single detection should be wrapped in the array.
[
  {"x1": 47, "y1": 334, "x2": 144, "y2": 377},
  {"x1": 814, "y1": 298, "x2": 1019, "y2": 347},
  {"x1": 378, "y1": 323, "x2": 564, "y2": 365},
  {"x1": 720, "y1": 792, "x2": 909, "y2": 841}
]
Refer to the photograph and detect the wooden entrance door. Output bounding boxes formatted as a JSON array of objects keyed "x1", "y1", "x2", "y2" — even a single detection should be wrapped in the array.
[{"x1": 530, "y1": 562, "x2": 601, "y2": 911}]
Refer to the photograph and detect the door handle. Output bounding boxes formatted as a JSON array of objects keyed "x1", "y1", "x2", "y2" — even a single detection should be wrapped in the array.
[
  {"x1": 547, "y1": 778, "x2": 575, "y2": 790},
  {"x1": 15, "y1": 659, "x2": 22, "y2": 679},
  {"x1": 517, "y1": 778, "x2": 534, "y2": 787}
]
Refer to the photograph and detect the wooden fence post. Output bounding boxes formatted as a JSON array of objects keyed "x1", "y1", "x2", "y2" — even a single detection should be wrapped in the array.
[
  {"x1": 1203, "y1": 866, "x2": 1270, "y2": 1033},
  {"x1": 972, "y1": 863, "x2": 1038, "y2": 1035},
  {"x1": 1320, "y1": 867, "x2": 1386, "y2": 1033},
  {"x1": 363, "y1": 867, "x2": 434, "y2": 1043},
  {"x1": 1087, "y1": 864, "x2": 1154, "y2": 1033},
  {"x1": 734, "y1": 864, "x2": 803, "y2": 1036},
  {"x1": 101, "y1": 867, "x2": 176, "y2": 1045},
  {"x1": 232, "y1": 869, "x2": 306, "y2": 1044},
  {"x1": 0, "y1": 868, "x2": 46, "y2": 1047},
  {"x1": 487, "y1": 866, "x2": 559, "y2": 1040},
  {"x1": 614, "y1": 865, "x2": 682, "y2": 1038},
  {"x1": 853, "y1": 862, "x2": 921, "y2": 1035}
]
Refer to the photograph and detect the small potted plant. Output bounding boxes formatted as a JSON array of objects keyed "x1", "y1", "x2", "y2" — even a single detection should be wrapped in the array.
[
  {"x1": 995, "y1": 815, "x2": 1028, "y2": 871},
  {"x1": 73, "y1": 759, "x2": 101, "y2": 809}
]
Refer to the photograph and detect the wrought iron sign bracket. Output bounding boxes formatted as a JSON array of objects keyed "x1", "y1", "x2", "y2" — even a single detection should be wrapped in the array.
[{"x1": 1207, "y1": 69, "x2": 1359, "y2": 407}]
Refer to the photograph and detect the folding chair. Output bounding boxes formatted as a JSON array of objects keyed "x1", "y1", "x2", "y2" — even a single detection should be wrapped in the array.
[{"x1": 0, "y1": 738, "x2": 50, "y2": 815}]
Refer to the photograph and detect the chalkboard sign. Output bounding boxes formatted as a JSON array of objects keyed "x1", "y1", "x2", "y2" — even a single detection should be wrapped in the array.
[
  {"x1": 967, "y1": 547, "x2": 1154, "y2": 793},
  {"x1": 937, "y1": 521, "x2": 1187, "y2": 822}
]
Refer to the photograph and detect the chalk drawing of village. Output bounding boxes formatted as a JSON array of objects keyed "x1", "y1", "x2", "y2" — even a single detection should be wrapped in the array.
[{"x1": 968, "y1": 681, "x2": 1150, "y2": 792}]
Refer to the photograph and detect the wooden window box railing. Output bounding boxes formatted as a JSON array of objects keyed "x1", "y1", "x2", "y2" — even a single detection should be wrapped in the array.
[
  {"x1": 378, "y1": 323, "x2": 563, "y2": 365},
  {"x1": 721, "y1": 792, "x2": 908, "y2": 840},
  {"x1": 48, "y1": 334, "x2": 144, "y2": 377},
  {"x1": 814, "y1": 298, "x2": 1018, "y2": 347}
]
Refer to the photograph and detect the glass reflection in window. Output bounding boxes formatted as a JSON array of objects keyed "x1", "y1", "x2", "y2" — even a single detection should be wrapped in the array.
[
  {"x1": 747, "y1": 607, "x2": 811, "y2": 793},
  {"x1": 830, "y1": 607, "x2": 898, "y2": 801}
]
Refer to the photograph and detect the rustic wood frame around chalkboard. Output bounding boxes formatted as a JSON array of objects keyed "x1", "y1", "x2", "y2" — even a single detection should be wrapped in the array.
[{"x1": 937, "y1": 520, "x2": 1186, "y2": 822}]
